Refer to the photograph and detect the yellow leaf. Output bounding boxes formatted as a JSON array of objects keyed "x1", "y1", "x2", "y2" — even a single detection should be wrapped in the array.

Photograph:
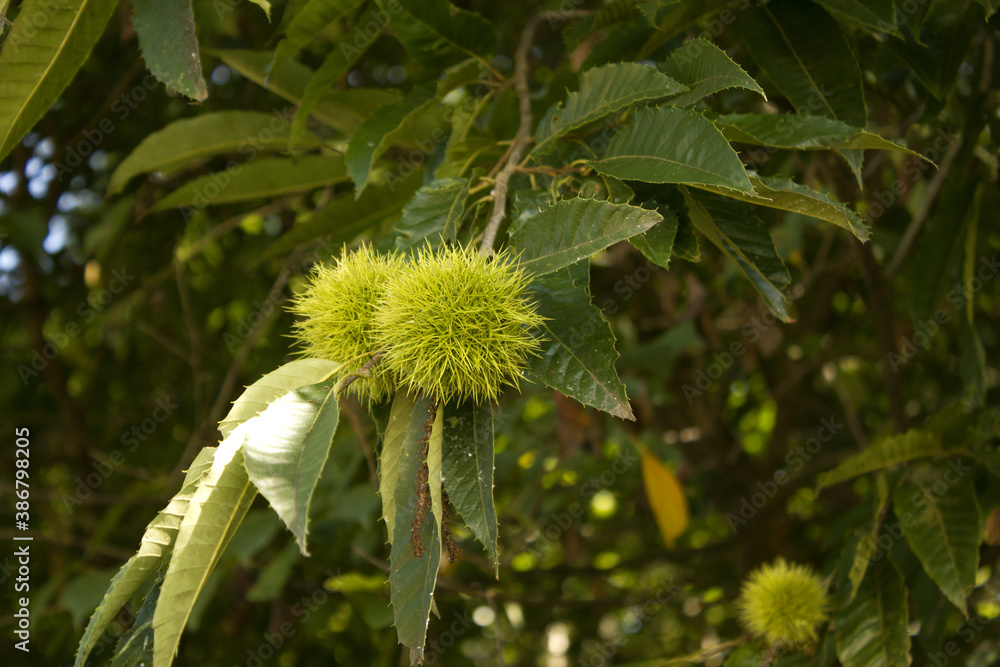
[{"x1": 641, "y1": 450, "x2": 689, "y2": 548}]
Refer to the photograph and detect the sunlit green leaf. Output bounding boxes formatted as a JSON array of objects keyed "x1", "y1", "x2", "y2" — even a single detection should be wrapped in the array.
[
  {"x1": 0, "y1": 0, "x2": 119, "y2": 162},
  {"x1": 243, "y1": 380, "x2": 340, "y2": 555},
  {"x1": 74, "y1": 447, "x2": 216, "y2": 667}
]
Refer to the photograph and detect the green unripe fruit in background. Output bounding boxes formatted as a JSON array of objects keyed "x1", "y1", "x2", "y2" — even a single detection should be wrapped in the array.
[
  {"x1": 736, "y1": 558, "x2": 829, "y2": 648},
  {"x1": 290, "y1": 244, "x2": 403, "y2": 403},
  {"x1": 374, "y1": 245, "x2": 543, "y2": 403}
]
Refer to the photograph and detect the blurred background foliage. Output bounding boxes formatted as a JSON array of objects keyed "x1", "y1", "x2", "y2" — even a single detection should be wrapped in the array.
[{"x1": 1, "y1": 0, "x2": 999, "y2": 665}]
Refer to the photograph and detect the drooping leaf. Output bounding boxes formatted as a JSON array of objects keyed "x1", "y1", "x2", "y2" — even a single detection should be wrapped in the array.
[
  {"x1": 381, "y1": 0, "x2": 497, "y2": 70},
  {"x1": 110, "y1": 571, "x2": 162, "y2": 667},
  {"x1": 659, "y1": 38, "x2": 765, "y2": 108},
  {"x1": 740, "y1": 0, "x2": 866, "y2": 128},
  {"x1": 910, "y1": 181, "x2": 977, "y2": 321},
  {"x1": 384, "y1": 393, "x2": 443, "y2": 664},
  {"x1": 270, "y1": 0, "x2": 366, "y2": 72},
  {"x1": 525, "y1": 261, "x2": 634, "y2": 420},
  {"x1": 715, "y1": 113, "x2": 919, "y2": 156},
  {"x1": 509, "y1": 197, "x2": 662, "y2": 275},
  {"x1": 682, "y1": 190, "x2": 791, "y2": 320},
  {"x1": 635, "y1": 0, "x2": 730, "y2": 61},
  {"x1": 258, "y1": 169, "x2": 423, "y2": 261},
  {"x1": 893, "y1": 460, "x2": 980, "y2": 614},
  {"x1": 589, "y1": 107, "x2": 755, "y2": 194},
  {"x1": 130, "y1": 0, "x2": 207, "y2": 101},
  {"x1": 74, "y1": 447, "x2": 216, "y2": 667},
  {"x1": 150, "y1": 155, "x2": 350, "y2": 212},
  {"x1": 0, "y1": 0, "x2": 120, "y2": 162},
  {"x1": 219, "y1": 359, "x2": 340, "y2": 438},
  {"x1": 816, "y1": 429, "x2": 942, "y2": 490},
  {"x1": 109, "y1": 112, "x2": 319, "y2": 194},
  {"x1": 243, "y1": 380, "x2": 340, "y2": 556},
  {"x1": 288, "y1": 3, "x2": 377, "y2": 149},
  {"x1": 153, "y1": 429, "x2": 257, "y2": 667},
  {"x1": 845, "y1": 474, "x2": 890, "y2": 605},
  {"x1": 815, "y1": 0, "x2": 901, "y2": 37},
  {"x1": 835, "y1": 558, "x2": 911, "y2": 667},
  {"x1": 531, "y1": 62, "x2": 686, "y2": 157},
  {"x1": 442, "y1": 400, "x2": 498, "y2": 574},
  {"x1": 640, "y1": 448, "x2": 688, "y2": 548},
  {"x1": 692, "y1": 175, "x2": 870, "y2": 242},
  {"x1": 630, "y1": 209, "x2": 679, "y2": 269},
  {"x1": 210, "y1": 49, "x2": 401, "y2": 135},
  {"x1": 346, "y1": 81, "x2": 439, "y2": 193},
  {"x1": 395, "y1": 177, "x2": 469, "y2": 248}
]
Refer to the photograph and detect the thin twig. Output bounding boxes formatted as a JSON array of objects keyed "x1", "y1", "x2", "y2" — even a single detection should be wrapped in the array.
[
  {"x1": 478, "y1": 10, "x2": 590, "y2": 255},
  {"x1": 884, "y1": 136, "x2": 962, "y2": 278},
  {"x1": 337, "y1": 350, "x2": 386, "y2": 395}
]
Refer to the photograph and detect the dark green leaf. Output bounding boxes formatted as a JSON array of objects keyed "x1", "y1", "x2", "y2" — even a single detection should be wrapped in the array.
[
  {"x1": 270, "y1": 0, "x2": 366, "y2": 72},
  {"x1": 0, "y1": 0, "x2": 120, "y2": 162},
  {"x1": 258, "y1": 169, "x2": 423, "y2": 261},
  {"x1": 682, "y1": 190, "x2": 790, "y2": 320},
  {"x1": 219, "y1": 359, "x2": 340, "y2": 438},
  {"x1": 715, "y1": 113, "x2": 921, "y2": 156},
  {"x1": 815, "y1": 0, "x2": 901, "y2": 37},
  {"x1": 525, "y1": 261, "x2": 634, "y2": 420},
  {"x1": 531, "y1": 62, "x2": 686, "y2": 157},
  {"x1": 150, "y1": 155, "x2": 350, "y2": 212},
  {"x1": 659, "y1": 38, "x2": 765, "y2": 108},
  {"x1": 894, "y1": 460, "x2": 980, "y2": 614},
  {"x1": 288, "y1": 8, "x2": 373, "y2": 149},
  {"x1": 740, "y1": 0, "x2": 866, "y2": 128},
  {"x1": 210, "y1": 49, "x2": 401, "y2": 135},
  {"x1": 346, "y1": 81, "x2": 438, "y2": 193},
  {"x1": 382, "y1": 0, "x2": 497, "y2": 69},
  {"x1": 442, "y1": 400, "x2": 498, "y2": 574},
  {"x1": 109, "y1": 111, "x2": 319, "y2": 194},
  {"x1": 395, "y1": 177, "x2": 469, "y2": 248},
  {"x1": 589, "y1": 108, "x2": 754, "y2": 194},
  {"x1": 846, "y1": 475, "x2": 890, "y2": 605},
  {"x1": 816, "y1": 429, "x2": 941, "y2": 490},
  {"x1": 910, "y1": 181, "x2": 976, "y2": 321},
  {"x1": 835, "y1": 558, "x2": 910, "y2": 667},
  {"x1": 693, "y1": 175, "x2": 870, "y2": 242},
  {"x1": 131, "y1": 0, "x2": 207, "y2": 101},
  {"x1": 630, "y1": 209, "x2": 679, "y2": 269},
  {"x1": 509, "y1": 198, "x2": 662, "y2": 275},
  {"x1": 243, "y1": 380, "x2": 340, "y2": 555}
]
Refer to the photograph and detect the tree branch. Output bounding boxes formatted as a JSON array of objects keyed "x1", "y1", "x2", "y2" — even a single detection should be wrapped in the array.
[{"x1": 478, "y1": 10, "x2": 591, "y2": 255}]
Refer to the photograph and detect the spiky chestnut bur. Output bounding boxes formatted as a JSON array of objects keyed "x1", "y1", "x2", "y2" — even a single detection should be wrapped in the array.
[
  {"x1": 290, "y1": 244, "x2": 404, "y2": 403},
  {"x1": 736, "y1": 558, "x2": 829, "y2": 648},
  {"x1": 373, "y1": 245, "x2": 543, "y2": 403}
]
